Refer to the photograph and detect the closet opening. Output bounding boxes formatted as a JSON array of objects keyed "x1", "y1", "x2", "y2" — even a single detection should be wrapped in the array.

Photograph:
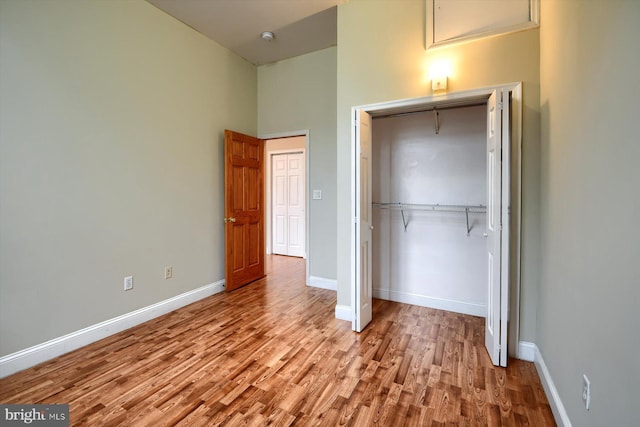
[
  {"x1": 351, "y1": 84, "x2": 522, "y2": 367},
  {"x1": 371, "y1": 103, "x2": 488, "y2": 317}
]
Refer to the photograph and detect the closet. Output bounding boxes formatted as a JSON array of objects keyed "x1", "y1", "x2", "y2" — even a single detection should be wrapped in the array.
[
  {"x1": 371, "y1": 104, "x2": 488, "y2": 317},
  {"x1": 353, "y1": 85, "x2": 517, "y2": 367}
]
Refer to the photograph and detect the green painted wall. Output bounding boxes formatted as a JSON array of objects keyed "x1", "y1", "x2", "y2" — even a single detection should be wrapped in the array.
[
  {"x1": 539, "y1": 0, "x2": 640, "y2": 424},
  {"x1": 0, "y1": 0, "x2": 257, "y2": 355},
  {"x1": 258, "y1": 47, "x2": 338, "y2": 281}
]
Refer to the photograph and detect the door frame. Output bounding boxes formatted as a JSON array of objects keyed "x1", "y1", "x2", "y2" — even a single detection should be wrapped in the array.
[
  {"x1": 260, "y1": 130, "x2": 310, "y2": 281},
  {"x1": 350, "y1": 83, "x2": 523, "y2": 361}
]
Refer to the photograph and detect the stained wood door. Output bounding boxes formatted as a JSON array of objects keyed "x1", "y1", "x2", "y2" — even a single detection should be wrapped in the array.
[
  {"x1": 354, "y1": 109, "x2": 373, "y2": 332},
  {"x1": 272, "y1": 152, "x2": 305, "y2": 257},
  {"x1": 224, "y1": 130, "x2": 265, "y2": 291}
]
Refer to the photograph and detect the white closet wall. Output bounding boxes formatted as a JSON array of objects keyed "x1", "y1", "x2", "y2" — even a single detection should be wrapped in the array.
[{"x1": 372, "y1": 105, "x2": 487, "y2": 316}]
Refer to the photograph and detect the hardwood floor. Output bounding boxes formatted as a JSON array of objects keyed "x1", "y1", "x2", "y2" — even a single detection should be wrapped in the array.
[{"x1": 0, "y1": 255, "x2": 555, "y2": 426}]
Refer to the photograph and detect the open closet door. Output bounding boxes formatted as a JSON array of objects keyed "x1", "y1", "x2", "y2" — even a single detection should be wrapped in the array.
[
  {"x1": 485, "y1": 90, "x2": 509, "y2": 367},
  {"x1": 353, "y1": 109, "x2": 373, "y2": 332},
  {"x1": 499, "y1": 91, "x2": 511, "y2": 367}
]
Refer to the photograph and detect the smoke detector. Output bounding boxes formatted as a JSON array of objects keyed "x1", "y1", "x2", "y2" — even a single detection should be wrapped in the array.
[{"x1": 260, "y1": 31, "x2": 275, "y2": 42}]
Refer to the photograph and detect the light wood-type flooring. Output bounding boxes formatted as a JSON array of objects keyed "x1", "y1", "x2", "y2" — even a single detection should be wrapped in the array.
[{"x1": 0, "y1": 255, "x2": 555, "y2": 426}]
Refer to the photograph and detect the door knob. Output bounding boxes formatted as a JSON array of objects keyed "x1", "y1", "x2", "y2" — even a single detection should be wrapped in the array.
[
  {"x1": 483, "y1": 232, "x2": 488, "y2": 237},
  {"x1": 224, "y1": 217, "x2": 236, "y2": 223},
  {"x1": 370, "y1": 225, "x2": 374, "y2": 230}
]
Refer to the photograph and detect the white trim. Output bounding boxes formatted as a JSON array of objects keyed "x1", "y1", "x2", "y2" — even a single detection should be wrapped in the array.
[
  {"x1": 533, "y1": 344, "x2": 573, "y2": 427},
  {"x1": 308, "y1": 276, "x2": 337, "y2": 291},
  {"x1": 354, "y1": 83, "x2": 521, "y2": 115},
  {"x1": 517, "y1": 341, "x2": 536, "y2": 362},
  {"x1": 374, "y1": 288, "x2": 486, "y2": 318},
  {"x1": 509, "y1": 84, "x2": 524, "y2": 358},
  {"x1": 0, "y1": 280, "x2": 225, "y2": 378},
  {"x1": 334, "y1": 305, "x2": 352, "y2": 322}
]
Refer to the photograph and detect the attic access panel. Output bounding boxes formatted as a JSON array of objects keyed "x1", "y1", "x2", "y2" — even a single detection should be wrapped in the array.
[{"x1": 426, "y1": 0, "x2": 539, "y2": 49}]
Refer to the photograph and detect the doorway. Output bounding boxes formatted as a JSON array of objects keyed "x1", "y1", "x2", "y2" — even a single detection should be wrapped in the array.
[
  {"x1": 351, "y1": 84, "x2": 522, "y2": 367},
  {"x1": 264, "y1": 134, "x2": 309, "y2": 263}
]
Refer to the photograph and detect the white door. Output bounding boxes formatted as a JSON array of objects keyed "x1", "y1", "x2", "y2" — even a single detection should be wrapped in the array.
[
  {"x1": 272, "y1": 152, "x2": 305, "y2": 257},
  {"x1": 354, "y1": 109, "x2": 373, "y2": 332},
  {"x1": 485, "y1": 90, "x2": 509, "y2": 366},
  {"x1": 499, "y1": 91, "x2": 511, "y2": 367}
]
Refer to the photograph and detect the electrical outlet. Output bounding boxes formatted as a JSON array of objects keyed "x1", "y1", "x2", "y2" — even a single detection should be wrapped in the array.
[
  {"x1": 124, "y1": 276, "x2": 133, "y2": 291},
  {"x1": 582, "y1": 374, "x2": 591, "y2": 410},
  {"x1": 164, "y1": 266, "x2": 172, "y2": 279}
]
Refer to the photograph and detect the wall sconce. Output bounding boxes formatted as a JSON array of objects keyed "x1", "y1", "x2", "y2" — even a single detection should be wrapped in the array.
[
  {"x1": 432, "y1": 76, "x2": 447, "y2": 92},
  {"x1": 429, "y1": 60, "x2": 451, "y2": 92}
]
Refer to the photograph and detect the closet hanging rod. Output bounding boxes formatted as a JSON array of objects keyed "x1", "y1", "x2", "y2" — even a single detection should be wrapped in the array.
[
  {"x1": 370, "y1": 101, "x2": 486, "y2": 120},
  {"x1": 372, "y1": 202, "x2": 486, "y2": 213},
  {"x1": 372, "y1": 202, "x2": 486, "y2": 234}
]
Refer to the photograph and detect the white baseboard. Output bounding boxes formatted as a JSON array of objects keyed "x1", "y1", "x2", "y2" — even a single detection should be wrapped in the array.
[
  {"x1": 0, "y1": 280, "x2": 225, "y2": 379},
  {"x1": 373, "y1": 288, "x2": 486, "y2": 317},
  {"x1": 334, "y1": 305, "x2": 352, "y2": 322},
  {"x1": 308, "y1": 276, "x2": 337, "y2": 291},
  {"x1": 517, "y1": 340, "x2": 537, "y2": 362},
  {"x1": 531, "y1": 343, "x2": 572, "y2": 427}
]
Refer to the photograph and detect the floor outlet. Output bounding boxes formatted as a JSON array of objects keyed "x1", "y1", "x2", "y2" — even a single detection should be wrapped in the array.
[
  {"x1": 164, "y1": 266, "x2": 172, "y2": 279},
  {"x1": 124, "y1": 276, "x2": 133, "y2": 291},
  {"x1": 582, "y1": 374, "x2": 591, "y2": 410}
]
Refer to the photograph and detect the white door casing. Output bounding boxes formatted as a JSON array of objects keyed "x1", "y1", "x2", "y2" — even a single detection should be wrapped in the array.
[
  {"x1": 272, "y1": 153, "x2": 305, "y2": 257},
  {"x1": 354, "y1": 109, "x2": 373, "y2": 332}
]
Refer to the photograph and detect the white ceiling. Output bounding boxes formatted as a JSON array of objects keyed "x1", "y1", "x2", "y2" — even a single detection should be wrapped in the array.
[{"x1": 146, "y1": 0, "x2": 344, "y2": 65}]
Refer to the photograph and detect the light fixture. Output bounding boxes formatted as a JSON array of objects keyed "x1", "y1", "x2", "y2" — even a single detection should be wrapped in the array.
[
  {"x1": 260, "y1": 31, "x2": 275, "y2": 42},
  {"x1": 429, "y1": 59, "x2": 451, "y2": 92},
  {"x1": 432, "y1": 76, "x2": 447, "y2": 92}
]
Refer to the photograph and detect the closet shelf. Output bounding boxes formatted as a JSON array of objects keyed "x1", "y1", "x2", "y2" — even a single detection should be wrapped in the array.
[{"x1": 372, "y1": 202, "x2": 486, "y2": 235}]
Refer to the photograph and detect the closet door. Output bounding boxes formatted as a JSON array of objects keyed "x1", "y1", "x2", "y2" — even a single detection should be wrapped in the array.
[
  {"x1": 354, "y1": 109, "x2": 373, "y2": 332},
  {"x1": 485, "y1": 90, "x2": 503, "y2": 366}
]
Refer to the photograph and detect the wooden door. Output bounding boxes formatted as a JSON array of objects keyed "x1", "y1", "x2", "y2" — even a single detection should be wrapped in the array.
[
  {"x1": 354, "y1": 109, "x2": 373, "y2": 332},
  {"x1": 272, "y1": 152, "x2": 305, "y2": 257},
  {"x1": 224, "y1": 130, "x2": 265, "y2": 291}
]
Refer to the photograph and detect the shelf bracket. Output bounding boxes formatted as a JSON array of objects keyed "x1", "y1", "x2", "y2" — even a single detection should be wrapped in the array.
[
  {"x1": 465, "y1": 207, "x2": 471, "y2": 236},
  {"x1": 400, "y1": 207, "x2": 409, "y2": 232}
]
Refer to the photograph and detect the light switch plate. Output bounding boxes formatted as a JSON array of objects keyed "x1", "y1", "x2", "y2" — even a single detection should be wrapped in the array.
[{"x1": 312, "y1": 190, "x2": 322, "y2": 200}]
